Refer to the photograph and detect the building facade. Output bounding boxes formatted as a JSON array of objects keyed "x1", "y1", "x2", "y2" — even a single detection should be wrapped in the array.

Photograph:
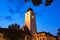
[
  {"x1": 0, "y1": 33, "x2": 8, "y2": 40},
  {"x1": 37, "y1": 32, "x2": 58, "y2": 40},
  {"x1": 58, "y1": 37, "x2": 60, "y2": 40}
]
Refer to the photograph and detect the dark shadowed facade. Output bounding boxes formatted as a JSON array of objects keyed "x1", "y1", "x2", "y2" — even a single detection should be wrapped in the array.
[{"x1": 0, "y1": 25, "x2": 32, "y2": 40}]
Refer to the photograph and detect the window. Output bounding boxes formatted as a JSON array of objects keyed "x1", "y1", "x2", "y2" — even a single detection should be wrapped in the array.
[
  {"x1": 0, "y1": 35, "x2": 1, "y2": 39},
  {"x1": 3, "y1": 35, "x2": 6, "y2": 39},
  {"x1": 40, "y1": 38, "x2": 44, "y2": 40}
]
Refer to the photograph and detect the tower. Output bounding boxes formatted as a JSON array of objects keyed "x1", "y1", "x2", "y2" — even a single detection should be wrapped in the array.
[{"x1": 25, "y1": 8, "x2": 37, "y2": 40}]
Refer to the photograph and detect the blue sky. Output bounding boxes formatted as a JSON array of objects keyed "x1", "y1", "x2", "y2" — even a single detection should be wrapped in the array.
[{"x1": 0, "y1": 0, "x2": 60, "y2": 35}]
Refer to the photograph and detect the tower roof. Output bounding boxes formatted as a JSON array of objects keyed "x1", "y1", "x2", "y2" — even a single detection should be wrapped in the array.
[{"x1": 28, "y1": 8, "x2": 33, "y2": 11}]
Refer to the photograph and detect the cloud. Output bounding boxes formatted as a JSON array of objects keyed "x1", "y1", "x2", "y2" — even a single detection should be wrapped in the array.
[
  {"x1": 24, "y1": 0, "x2": 30, "y2": 2},
  {"x1": 7, "y1": 0, "x2": 25, "y2": 14},
  {"x1": 0, "y1": 16, "x2": 15, "y2": 22},
  {"x1": 4, "y1": 16, "x2": 15, "y2": 20},
  {"x1": 8, "y1": 0, "x2": 15, "y2": 3},
  {"x1": 8, "y1": 8, "x2": 14, "y2": 14}
]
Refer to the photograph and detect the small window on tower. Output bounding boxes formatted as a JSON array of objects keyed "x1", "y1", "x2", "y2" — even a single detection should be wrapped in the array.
[
  {"x1": 32, "y1": 12, "x2": 34, "y2": 15},
  {"x1": 32, "y1": 12, "x2": 34, "y2": 18},
  {"x1": 32, "y1": 15, "x2": 34, "y2": 18},
  {"x1": 27, "y1": 14, "x2": 28, "y2": 15}
]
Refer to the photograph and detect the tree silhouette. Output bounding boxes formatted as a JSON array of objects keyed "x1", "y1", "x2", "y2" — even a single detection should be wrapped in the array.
[
  {"x1": 8, "y1": 23, "x2": 20, "y2": 30},
  {"x1": 32, "y1": 0, "x2": 42, "y2": 6},
  {"x1": 24, "y1": 0, "x2": 53, "y2": 6},
  {"x1": 4, "y1": 23, "x2": 23, "y2": 40},
  {"x1": 45, "y1": 0, "x2": 53, "y2": 6},
  {"x1": 3, "y1": 24, "x2": 32, "y2": 40},
  {"x1": 57, "y1": 28, "x2": 60, "y2": 37}
]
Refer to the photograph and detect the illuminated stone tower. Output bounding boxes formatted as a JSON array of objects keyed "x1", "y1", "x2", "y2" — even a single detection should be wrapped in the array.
[{"x1": 25, "y1": 8, "x2": 37, "y2": 40}]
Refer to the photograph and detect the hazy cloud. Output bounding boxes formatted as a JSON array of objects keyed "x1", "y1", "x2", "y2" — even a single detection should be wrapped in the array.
[
  {"x1": 24, "y1": 0, "x2": 30, "y2": 2},
  {"x1": 4, "y1": 16, "x2": 15, "y2": 20},
  {"x1": 7, "y1": 0, "x2": 25, "y2": 14},
  {"x1": 8, "y1": 8, "x2": 14, "y2": 14}
]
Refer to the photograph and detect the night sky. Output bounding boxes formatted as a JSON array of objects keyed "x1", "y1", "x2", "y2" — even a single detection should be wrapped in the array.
[{"x1": 0, "y1": 0, "x2": 60, "y2": 35}]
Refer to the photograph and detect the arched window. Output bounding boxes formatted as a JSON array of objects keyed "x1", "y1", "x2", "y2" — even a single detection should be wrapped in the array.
[{"x1": 40, "y1": 38, "x2": 44, "y2": 40}]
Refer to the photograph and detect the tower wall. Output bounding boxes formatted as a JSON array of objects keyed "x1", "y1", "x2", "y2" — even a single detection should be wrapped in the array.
[
  {"x1": 25, "y1": 9, "x2": 37, "y2": 40},
  {"x1": 25, "y1": 11, "x2": 37, "y2": 33}
]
